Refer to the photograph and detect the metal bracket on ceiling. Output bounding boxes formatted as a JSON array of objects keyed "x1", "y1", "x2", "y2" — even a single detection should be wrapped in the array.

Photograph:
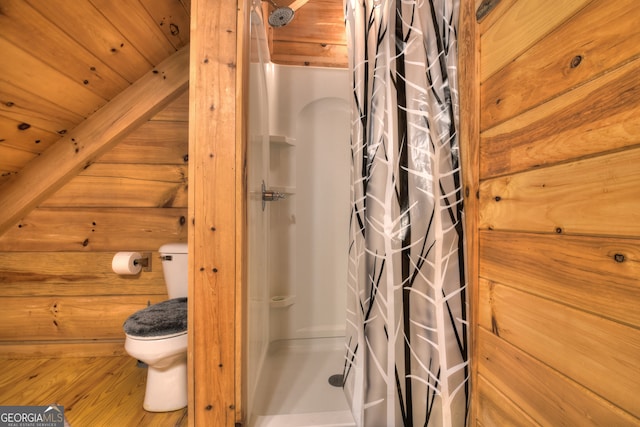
[{"x1": 476, "y1": 0, "x2": 501, "y2": 22}]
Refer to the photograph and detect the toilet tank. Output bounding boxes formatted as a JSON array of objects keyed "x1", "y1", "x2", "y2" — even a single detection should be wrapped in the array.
[{"x1": 159, "y1": 243, "x2": 188, "y2": 299}]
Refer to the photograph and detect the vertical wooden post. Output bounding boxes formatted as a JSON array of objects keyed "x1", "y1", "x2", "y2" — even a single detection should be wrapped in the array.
[
  {"x1": 188, "y1": 0, "x2": 247, "y2": 425},
  {"x1": 458, "y1": 0, "x2": 480, "y2": 424},
  {"x1": 235, "y1": 0, "x2": 250, "y2": 423}
]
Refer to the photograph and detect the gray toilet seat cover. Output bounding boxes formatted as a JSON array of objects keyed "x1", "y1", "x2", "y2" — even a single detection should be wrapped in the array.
[{"x1": 123, "y1": 297, "x2": 187, "y2": 337}]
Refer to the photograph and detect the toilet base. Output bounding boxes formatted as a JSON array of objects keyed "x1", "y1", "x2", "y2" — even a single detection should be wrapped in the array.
[{"x1": 143, "y1": 355, "x2": 188, "y2": 412}]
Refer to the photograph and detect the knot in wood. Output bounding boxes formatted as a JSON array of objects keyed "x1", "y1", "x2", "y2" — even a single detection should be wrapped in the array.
[{"x1": 570, "y1": 55, "x2": 583, "y2": 68}]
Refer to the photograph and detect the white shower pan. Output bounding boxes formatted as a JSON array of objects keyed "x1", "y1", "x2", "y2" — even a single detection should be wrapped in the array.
[{"x1": 250, "y1": 337, "x2": 356, "y2": 427}]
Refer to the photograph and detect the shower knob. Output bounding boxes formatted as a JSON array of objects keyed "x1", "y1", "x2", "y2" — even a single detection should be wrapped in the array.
[
  {"x1": 262, "y1": 190, "x2": 286, "y2": 202},
  {"x1": 261, "y1": 180, "x2": 287, "y2": 210}
]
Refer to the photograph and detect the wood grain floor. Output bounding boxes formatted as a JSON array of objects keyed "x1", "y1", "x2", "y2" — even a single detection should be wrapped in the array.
[{"x1": 0, "y1": 356, "x2": 187, "y2": 426}]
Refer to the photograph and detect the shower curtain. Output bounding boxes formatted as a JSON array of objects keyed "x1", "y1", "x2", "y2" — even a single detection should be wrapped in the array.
[{"x1": 342, "y1": 0, "x2": 468, "y2": 426}]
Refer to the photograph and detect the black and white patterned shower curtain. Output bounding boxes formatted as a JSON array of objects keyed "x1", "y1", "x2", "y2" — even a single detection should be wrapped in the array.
[{"x1": 342, "y1": 0, "x2": 468, "y2": 425}]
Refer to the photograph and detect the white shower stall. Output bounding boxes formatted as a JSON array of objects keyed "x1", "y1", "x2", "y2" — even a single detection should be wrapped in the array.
[
  {"x1": 266, "y1": 65, "x2": 350, "y2": 342},
  {"x1": 246, "y1": 9, "x2": 355, "y2": 426}
]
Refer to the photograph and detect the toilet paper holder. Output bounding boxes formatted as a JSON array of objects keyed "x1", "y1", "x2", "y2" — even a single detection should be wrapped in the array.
[{"x1": 134, "y1": 253, "x2": 152, "y2": 272}]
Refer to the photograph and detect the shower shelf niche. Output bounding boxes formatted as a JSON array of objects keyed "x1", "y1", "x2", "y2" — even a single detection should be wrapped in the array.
[
  {"x1": 269, "y1": 135, "x2": 296, "y2": 192},
  {"x1": 269, "y1": 295, "x2": 295, "y2": 308}
]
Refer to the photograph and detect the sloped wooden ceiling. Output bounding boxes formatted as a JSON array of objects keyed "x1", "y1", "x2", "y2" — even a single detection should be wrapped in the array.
[
  {"x1": 0, "y1": 0, "x2": 345, "y2": 196},
  {"x1": 0, "y1": 0, "x2": 191, "y2": 185}
]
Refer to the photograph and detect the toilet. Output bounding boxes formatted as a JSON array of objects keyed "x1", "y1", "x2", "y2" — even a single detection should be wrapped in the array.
[{"x1": 123, "y1": 243, "x2": 188, "y2": 412}]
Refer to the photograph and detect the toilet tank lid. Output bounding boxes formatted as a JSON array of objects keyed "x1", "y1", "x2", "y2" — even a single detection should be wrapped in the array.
[{"x1": 159, "y1": 242, "x2": 188, "y2": 254}]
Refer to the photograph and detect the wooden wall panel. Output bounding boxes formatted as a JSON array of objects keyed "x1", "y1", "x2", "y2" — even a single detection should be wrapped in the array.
[
  {"x1": 477, "y1": 326, "x2": 638, "y2": 426},
  {"x1": 270, "y1": 41, "x2": 348, "y2": 68},
  {"x1": 480, "y1": 0, "x2": 591, "y2": 81},
  {"x1": 480, "y1": 56, "x2": 640, "y2": 177},
  {"x1": 0, "y1": 46, "x2": 189, "y2": 236},
  {"x1": 0, "y1": 87, "x2": 189, "y2": 357},
  {"x1": 271, "y1": 0, "x2": 345, "y2": 45},
  {"x1": 0, "y1": 208, "x2": 187, "y2": 252},
  {"x1": 151, "y1": 91, "x2": 190, "y2": 122},
  {"x1": 41, "y1": 164, "x2": 188, "y2": 208},
  {"x1": 475, "y1": 376, "x2": 537, "y2": 427},
  {"x1": 479, "y1": 231, "x2": 640, "y2": 328},
  {"x1": 479, "y1": 281, "x2": 640, "y2": 419},
  {"x1": 0, "y1": 0, "x2": 194, "y2": 359},
  {"x1": 267, "y1": 0, "x2": 347, "y2": 68},
  {"x1": 0, "y1": 252, "x2": 167, "y2": 297},
  {"x1": 2, "y1": 295, "x2": 167, "y2": 341},
  {"x1": 481, "y1": 0, "x2": 640, "y2": 131},
  {"x1": 98, "y1": 122, "x2": 189, "y2": 164},
  {"x1": 479, "y1": 147, "x2": 640, "y2": 237},
  {"x1": 476, "y1": 0, "x2": 517, "y2": 32},
  {"x1": 470, "y1": 1, "x2": 640, "y2": 425},
  {"x1": 480, "y1": 0, "x2": 591, "y2": 82}
]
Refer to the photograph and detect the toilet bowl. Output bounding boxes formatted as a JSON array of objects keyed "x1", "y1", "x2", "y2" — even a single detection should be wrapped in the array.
[
  {"x1": 122, "y1": 243, "x2": 189, "y2": 412},
  {"x1": 124, "y1": 330, "x2": 188, "y2": 412},
  {"x1": 124, "y1": 297, "x2": 188, "y2": 412}
]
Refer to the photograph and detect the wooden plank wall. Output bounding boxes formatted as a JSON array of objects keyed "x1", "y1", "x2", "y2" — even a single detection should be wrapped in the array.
[
  {"x1": 0, "y1": 91, "x2": 189, "y2": 358},
  {"x1": 471, "y1": 0, "x2": 640, "y2": 425},
  {"x1": 265, "y1": 0, "x2": 347, "y2": 68}
]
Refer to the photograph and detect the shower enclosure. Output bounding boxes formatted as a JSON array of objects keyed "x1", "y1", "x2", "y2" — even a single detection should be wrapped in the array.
[{"x1": 246, "y1": 6, "x2": 355, "y2": 426}]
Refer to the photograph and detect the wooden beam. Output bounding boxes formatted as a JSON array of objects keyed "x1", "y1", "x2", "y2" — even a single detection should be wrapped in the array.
[
  {"x1": 458, "y1": 0, "x2": 480, "y2": 423},
  {"x1": 0, "y1": 45, "x2": 190, "y2": 236},
  {"x1": 236, "y1": 1, "x2": 250, "y2": 423},
  {"x1": 188, "y1": 0, "x2": 244, "y2": 425}
]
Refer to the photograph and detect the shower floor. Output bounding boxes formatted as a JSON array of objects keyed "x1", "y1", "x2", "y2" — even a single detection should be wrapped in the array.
[{"x1": 251, "y1": 337, "x2": 355, "y2": 427}]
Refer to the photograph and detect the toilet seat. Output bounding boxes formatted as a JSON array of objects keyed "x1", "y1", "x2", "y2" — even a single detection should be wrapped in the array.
[
  {"x1": 123, "y1": 297, "x2": 187, "y2": 339},
  {"x1": 125, "y1": 330, "x2": 186, "y2": 341},
  {"x1": 124, "y1": 330, "x2": 188, "y2": 364}
]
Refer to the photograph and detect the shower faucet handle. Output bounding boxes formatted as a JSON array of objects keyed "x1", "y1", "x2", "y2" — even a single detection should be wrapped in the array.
[
  {"x1": 262, "y1": 190, "x2": 286, "y2": 201},
  {"x1": 261, "y1": 180, "x2": 287, "y2": 211}
]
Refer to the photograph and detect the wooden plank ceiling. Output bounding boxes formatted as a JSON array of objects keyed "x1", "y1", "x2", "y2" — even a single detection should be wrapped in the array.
[
  {"x1": 0, "y1": 0, "x2": 191, "y2": 188},
  {"x1": 0, "y1": 0, "x2": 346, "y2": 210}
]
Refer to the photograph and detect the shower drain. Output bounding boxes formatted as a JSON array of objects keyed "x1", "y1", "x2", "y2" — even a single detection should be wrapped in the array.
[{"x1": 328, "y1": 374, "x2": 343, "y2": 387}]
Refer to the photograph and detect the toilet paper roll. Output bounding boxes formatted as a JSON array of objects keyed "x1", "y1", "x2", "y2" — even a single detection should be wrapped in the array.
[{"x1": 112, "y1": 252, "x2": 143, "y2": 275}]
